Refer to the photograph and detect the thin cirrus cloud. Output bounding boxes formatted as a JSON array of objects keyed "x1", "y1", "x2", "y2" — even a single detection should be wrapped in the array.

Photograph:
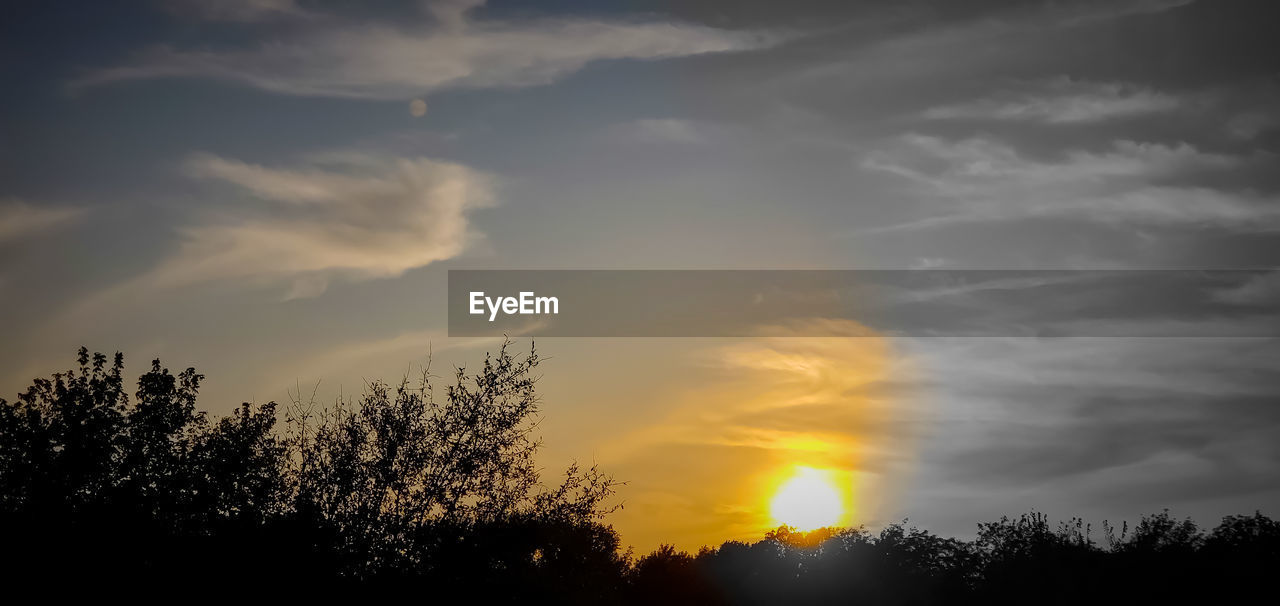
[
  {"x1": 923, "y1": 78, "x2": 1183, "y2": 124},
  {"x1": 860, "y1": 134, "x2": 1280, "y2": 233},
  {"x1": 601, "y1": 331, "x2": 913, "y2": 547},
  {"x1": 609, "y1": 118, "x2": 708, "y2": 145},
  {"x1": 74, "y1": 1, "x2": 772, "y2": 100},
  {"x1": 1058, "y1": 0, "x2": 1195, "y2": 25},
  {"x1": 157, "y1": 0, "x2": 304, "y2": 22},
  {"x1": 137, "y1": 152, "x2": 494, "y2": 298},
  {"x1": 0, "y1": 198, "x2": 82, "y2": 243}
]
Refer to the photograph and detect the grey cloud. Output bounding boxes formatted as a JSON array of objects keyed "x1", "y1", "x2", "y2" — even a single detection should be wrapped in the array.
[
  {"x1": 923, "y1": 78, "x2": 1183, "y2": 124},
  {"x1": 902, "y1": 337, "x2": 1280, "y2": 493},
  {"x1": 609, "y1": 119, "x2": 708, "y2": 145},
  {"x1": 936, "y1": 393, "x2": 1278, "y2": 491},
  {"x1": 1213, "y1": 272, "x2": 1280, "y2": 306},
  {"x1": 861, "y1": 134, "x2": 1280, "y2": 232},
  {"x1": 652, "y1": 0, "x2": 1192, "y2": 31},
  {"x1": 667, "y1": 0, "x2": 1264, "y2": 155},
  {"x1": 843, "y1": 329, "x2": 1280, "y2": 529},
  {"x1": 1227, "y1": 111, "x2": 1280, "y2": 141},
  {"x1": 1058, "y1": 0, "x2": 1194, "y2": 25}
]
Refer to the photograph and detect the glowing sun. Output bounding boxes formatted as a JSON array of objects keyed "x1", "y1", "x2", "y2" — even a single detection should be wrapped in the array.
[{"x1": 769, "y1": 467, "x2": 845, "y2": 530}]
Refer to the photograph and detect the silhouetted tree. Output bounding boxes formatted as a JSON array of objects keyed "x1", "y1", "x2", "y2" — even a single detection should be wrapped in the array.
[
  {"x1": 0, "y1": 348, "x2": 127, "y2": 515},
  {"x1": 0, "y1": 343, "x2": 624, "y2": 596},
  {"x1": 283, "y1": 341, "x2": 623, "y2": 586}
]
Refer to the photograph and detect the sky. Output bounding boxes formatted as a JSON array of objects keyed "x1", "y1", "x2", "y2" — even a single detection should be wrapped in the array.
[{"x1": 2, "y1": 0, "x2": 1279, "y2": 551}]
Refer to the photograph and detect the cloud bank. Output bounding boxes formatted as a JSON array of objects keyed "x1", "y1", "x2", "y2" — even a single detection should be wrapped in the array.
[{"x1": 901, "y1": 336, "x2": 1280, "y2": 525}]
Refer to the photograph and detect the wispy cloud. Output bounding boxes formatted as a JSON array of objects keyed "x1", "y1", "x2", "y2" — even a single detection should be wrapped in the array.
[
  {"x1": 861, "y1": 134, "x2": 1280, "y2": 232},
  {"x1": 158, "y1": 0, "x2": 304, "y2": 22},
  {"x1": 0, "y1": 198, "x2": 82, "y2": 242},
  {"x1": 1058, "y1": 0, "x2": 1195, "y2": 25},
  {"x1": 1214, "y1": 272, "x2": 1280, "y2": 306},
  {"x1": 610, "y1": 118, "x2": 708, "y2": 145},
  {"x1": 77, "y1": 1, "x2": 771, "y2": 99},
  {"x1": 602, "y1": 332, "x2": 916, "y2": 546},
  {"x1": 142, "y1": 152, "x2": 494, "y2": 297},
  {"x1": 924, "y1": 78, "x2": 1182, "y2": 124}
]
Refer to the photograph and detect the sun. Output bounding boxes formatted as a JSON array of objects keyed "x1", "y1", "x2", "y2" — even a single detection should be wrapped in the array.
[{"x1": 769, "y1": 467, "x2": 845, "y2": 530}]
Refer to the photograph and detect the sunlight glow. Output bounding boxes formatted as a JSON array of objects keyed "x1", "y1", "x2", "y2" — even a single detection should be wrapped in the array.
[{"x1": 769, "y1": 467, "x2": 845, "y2": 530}]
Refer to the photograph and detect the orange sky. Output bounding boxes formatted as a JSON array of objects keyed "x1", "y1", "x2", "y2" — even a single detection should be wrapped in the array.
[
  {"x1": 167, "y1": 331, "x2": 919, "y2": 552},
  {"x1": 516, "y1": 333, "x2": 921, "y2": 551}
]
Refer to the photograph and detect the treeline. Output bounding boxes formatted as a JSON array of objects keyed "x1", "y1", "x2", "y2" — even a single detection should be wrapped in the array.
[
  {"x1": 0, "y1": 344, "x2": 623, "y2": 598},
  {"x1": 2, "y1": 346, "x2": 1277, "y2": 603},
  {"x1": 633, "y1": 512, "x2": 1278, "y2": 605}
]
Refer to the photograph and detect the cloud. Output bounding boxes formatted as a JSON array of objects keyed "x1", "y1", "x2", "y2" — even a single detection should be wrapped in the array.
[
  {"x1": 143, "y1": 152, "x2": 494, "y2": 296},
  {"x1": 861, "y1": 134, "x2": 1280, "y2": 232},
  {"x1": 899, "y1": 336, "x2": 1280, "y2": 509},
  {"x1": 1214, "y1": 272, "x2": 1280, "y2": 306},
  {"x1": 426, "y1": 0, "x2": 486, "y2": 29},
  {"x1": 158, "y1": 0, "x2": 304, "y2": 22},
  {"x1": 0, "y1": 198, "x2": 82, "y2": 242},
  {"x1": 600, "y1": 332, "x2": 917, "y2": 544},
  {"x1": 248, "y1": 327, "x2": 513, "y2": 401},
  {"x1": 1058, "y1": 0, "x2": 1195, "y2": 25},
  {"x1": 182, "y1": 152, "x2": 410, "y2": 204},
  {"x1": 1226, "y1": 111, "x2": 1279, "y2": 141},
  {"x1": 611, "y1": 118, "x2": 707, "y2": 144},
  {"x1": 924, "y1": 78, "x2": 1182, "y2": 124},
  {"x1": 77, "y1": 1, "x2": 771, "y2": 99}
]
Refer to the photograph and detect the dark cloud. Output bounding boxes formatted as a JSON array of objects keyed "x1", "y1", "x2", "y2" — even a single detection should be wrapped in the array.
[
  {"x1": 940, "y1": 392, "x2": 1280, "y2": 487},
  {"x1": 899, "y1": 336, "x2": 1280, "y2": 533}
]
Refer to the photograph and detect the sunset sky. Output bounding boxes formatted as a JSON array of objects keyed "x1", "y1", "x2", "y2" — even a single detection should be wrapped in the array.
[{"x1": 2, "y1": 0, "x2": 1279, "y2": 551}]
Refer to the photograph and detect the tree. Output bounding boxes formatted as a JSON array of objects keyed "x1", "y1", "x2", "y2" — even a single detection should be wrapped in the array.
[
  {"x1": 0, "y1": 342, "x2": 624, "y2": 593},
  {"x1": 0, "y1": 348, "x2": 127, "y2": 514},
  {"x1": 286, "y1": 340, "x2": 623, "y2": 581}
]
